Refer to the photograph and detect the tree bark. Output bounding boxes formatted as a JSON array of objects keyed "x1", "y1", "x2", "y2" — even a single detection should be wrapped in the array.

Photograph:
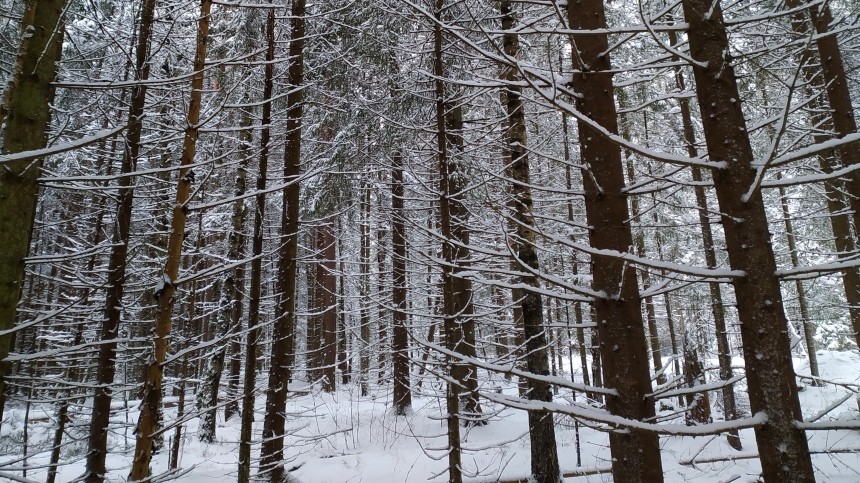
[
  {"x1": 85, "y1": 0, "x2": 157, "y2": 479},
  {"x1": 501, "y1": 2, "x2": 560, "y2": 481},
  {"x1": 128, "y1": 1, "x2": 212, "y2": 478},
  {"x1": 392, "y1": 151, "x2": 412, "y2": 414},
  {"x1": 681, "y1": 1, "x2": 815, "y2": 480},
  {"x1": 567, "y1": 1, "x2": 664, "y2": 480},
  {"x1": 0, "y1": 0, "x2": 65, "y2": 429},
  {"x1": 433, "y1": 3, "x2": 462, "y2": 481},
  {"x1": 260, "y1": 0, "x2": 304, "y2": 480}
]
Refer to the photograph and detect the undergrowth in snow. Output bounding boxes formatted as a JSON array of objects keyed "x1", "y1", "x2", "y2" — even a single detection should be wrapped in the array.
[{"x1": 1, "y1": 350, "x2": 858, "y2": 482}]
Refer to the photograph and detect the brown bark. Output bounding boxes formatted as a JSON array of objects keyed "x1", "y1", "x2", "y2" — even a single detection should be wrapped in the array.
[
  {"x1": 681, "y1": 0, "x2": 814, "y2": 480},
  {"x1": 85, "y1": 0, "x2": 156, "y2": 479},
  {"x1": 260, "y1": 0, "x2": 304, "y2": 480},
  {"x1": 319, "y1": 221, "x2": 338, "y2": 392},
  {"x1": 567, "y1": 1, "x2": 663, "y2": 480},
  {"x1": 237, "y1": 7, "x2": 276, "y2": 483},
  {"x1": 432, "y1": 3, "x2": 462, "y2": 481},
  {"x1": 501, "y1": 2, "x2": 560, "y2": 481},
  {"x1": 392, "y1": 151, "x2": 412, "y2": 414},
  {"x1": 128, "y1": 1, "x2": 212, "y2": 479}
]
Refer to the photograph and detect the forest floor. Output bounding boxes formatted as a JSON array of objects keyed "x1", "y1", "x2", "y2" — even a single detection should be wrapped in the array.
[{"x1": 1, "y1": 350, "x2": 858, "y2": 482}]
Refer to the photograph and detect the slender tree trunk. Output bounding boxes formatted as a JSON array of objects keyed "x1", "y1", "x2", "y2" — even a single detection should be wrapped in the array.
[
  {"x1": 501, "y1": 3, "x2": 560, "y2": 481},
  {"x1": 681, "y1": 1, "x2": 814, "y2": 479},
  {"x1": 433, "y1": 3, "x2": 462, "y2": 481},
  {"x1": 778, "y1": 182, "x2": 820, "y2": 378},
  {"x1": 85, "y1": 1, "x2": 157, "y2": 479},
  {"x1": 319, "y1": 221, "x2": 337, "y2": 393},
  {"x1": 359, "y1": 184, "x2": 372, "y2": 397},
  {"x1": 337, "y1": 223, "x2": 350, "y2": 384},
  {"x1": 128, "y1": 1, "x2": 212, "y2": 478},
  {"x1": 567, "y1": 1, "x2": 664, "y2": 480},
  {"x1": 0, "y1": 0, "x2": 65, "y2": 427},
  {"x1": 392, "y1": 152, "x2": 412, "y2": 414},
  {"x1": 260, "y1": 1, "x2": 304, "y2": 479},
  {"x1": 224, "y1": 90, "x2": 252, "y2": 422},
  {"x1": 236, "y1": 6, "x2": 275, "y2": 483}
]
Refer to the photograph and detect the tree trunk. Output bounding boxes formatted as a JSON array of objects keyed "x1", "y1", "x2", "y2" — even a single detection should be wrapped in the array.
[
  {"x1": 259, "y1": 1, "x2": 304, "y2": 479},
  {"x1": 501, "y1": 2, "x2": 560, "y2": 481},
  {"x1": 433, "y1": 3, "x2": 462, "y2": 481},
  {"x1": 392, "y1": 151, "x2": 412, "y2": 414},
  {"x1": 128, "y1": 1, "x2": 212, "y2": 478},
  {"x1": 85, "y1": 0, "x2": 157, "y2": 479},
  {"x1": 359, "y1": 183, "x2": 372, "y2": 397},
  {"x1": 681, "y1": 1, "x2": 815, "y2": 479},
  {"x1": 224, "y1": 88, "x2": 252, "y2": 422},
  {"x1": 0, "y1": 0, "x2": 65, "y2": 427},
  {"x1": 567, "y1": 1, "x2": 664, "y2": 480},
  {"x1": 319, "y1": 221, "x2": 337, "y2": 393}
]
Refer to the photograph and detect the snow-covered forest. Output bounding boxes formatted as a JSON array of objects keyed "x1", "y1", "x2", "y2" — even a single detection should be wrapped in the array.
[{"x1": 1, "y1": 0, "x2": 859, "y2": 481}]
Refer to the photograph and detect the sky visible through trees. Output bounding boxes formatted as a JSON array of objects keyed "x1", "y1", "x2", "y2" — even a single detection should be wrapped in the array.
[{"x1": 0, "y1": 0, "x2": 859, "y2": 481}]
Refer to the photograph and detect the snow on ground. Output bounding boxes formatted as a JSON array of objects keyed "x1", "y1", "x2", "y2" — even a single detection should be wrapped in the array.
[{"x1": 1, "y1": 350, "x2": 858, "y2": 482}]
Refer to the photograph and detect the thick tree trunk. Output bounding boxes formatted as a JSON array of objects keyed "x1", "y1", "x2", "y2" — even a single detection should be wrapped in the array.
[
  {"x1": 681, "y1": 1, "x2": 815, "y2": 480},
  {"x1": 501, "y1": 2, "x2": 560, "y2": 481},
  {"x1": 85, "y1": 0, "x2": 157, "y2": 479},
  {"x1": 128, "y1": 1, "x2": 212, "y2": 479},
  {"x1": 567, "y1": 1, "x2": 664, "y2": 480},
  {"x1": 260, "y1": 0, "x2": 304, "y2": 479},
  {"x1": 0, "y1": 0, "x2": 65, "y2": 428},
  {"x1": 392, "y1": 152, "x2": 412, "y2": 414}
]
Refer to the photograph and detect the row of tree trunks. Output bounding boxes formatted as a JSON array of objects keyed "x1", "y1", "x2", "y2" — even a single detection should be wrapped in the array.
[
  {"x1": 783, "y1": 0, "x2": 860, "y2": 350},
  {"x1": 567, "y1": 0, "x2": 664, "y2": 480},
  {"x1": 681, "y1": 0, "x2": 815, "y2": 480}
]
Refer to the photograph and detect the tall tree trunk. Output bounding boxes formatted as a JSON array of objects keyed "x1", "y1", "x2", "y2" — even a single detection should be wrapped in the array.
[
  {"x1": 444, "y1": 103, "x2": 482, "y2": 421},
  {"x1": 319, "y1": 221, "x2": 337, "y2": 393},
  {"x1": 236, "y1": 6, "x2": 275, "y2": 483},
  {"x1": 432, "y1": 3, "x2": 462, "y2": 481},
  {"x1": 501, "y1": 2, "x2": 560, "y2": 481},
  {"x1": 359, "y1": 184, "x2": 372, "y2": 397},
  {"x1": 0, "y1": 0, "x2": 65, "y2": 426},
  {"x1": 567, "y1": 1, "x2": 664, "y2": 480},
  {"x1": 128, "y1": 1, "x2": 212, "y2": 478},
  {"x1": 224, "y1": 89, "x2": 252, "y2": 422},
  {"x1": 667, "y1": 20, "x2": 741, "y2": 444},
  {"x1": 392, "y1": 151, "x2": 412, "y2": 414},
  {"x1": 337, "y1": 225, "x2": 350, "y2": 384},
  {"x1": 261, "y1": 0, "x2": 304, "y2": 478},
  {"x1": 681, "y1": 1, "x2": 815, "y2": 480},
  {"x1": 85, "y1": 0, "x2": 157, "y2": 479}
]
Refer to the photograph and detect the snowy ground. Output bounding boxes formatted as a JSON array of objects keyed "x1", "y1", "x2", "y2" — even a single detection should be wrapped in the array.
[{"x1": 2, "y1": 350, "x2": 858, "y2": 482}]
